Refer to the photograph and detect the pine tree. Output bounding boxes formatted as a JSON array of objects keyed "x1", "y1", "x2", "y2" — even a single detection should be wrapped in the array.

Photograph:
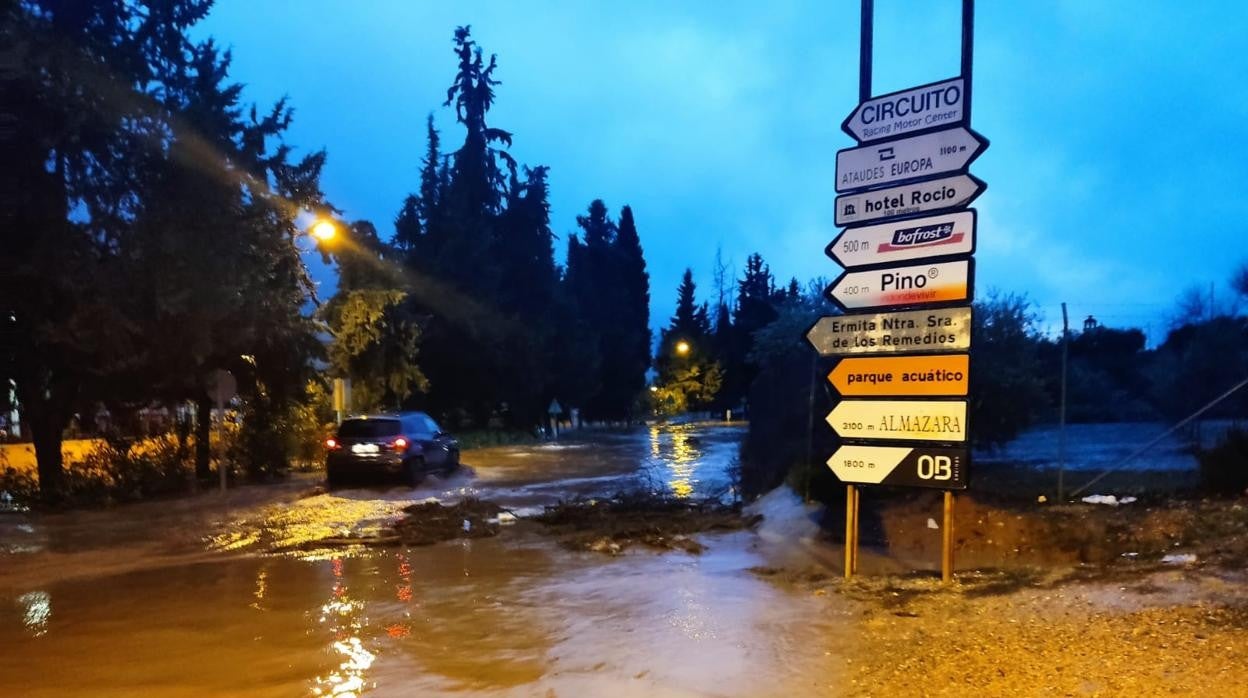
[
  {"x1": 655, "y1": 270, "x2": 722, "y2": 412},
  {"x1": 415, "y1": 26, "x2": 520, "y2": 425},
  {"x1": 555, "y1": 234, "x2": 603, "y2": 410},
  {"x1": 418, "y1": 114, "x2": 443, "y2": 229},
  {"x1": 438, "y1": 25, "x2": 512, "y2": 296},
  {"x1": 492, "y1": 165, "x2": 559, "y2": 424},
  {"x1": 497, "y1": 166, "x2": 556, "y2": 315},
  {"x1": 571, "y1": 200, "x2": 617, "y2": 418},
  {"x1": 610, "y1": 205, "x2": 652, "y2": 419},
  {"x1": 392, "y1": 194, "x2": 422, "y2": 255},
  {"x1": 722, "y1": 253, "x2": 779, "y2": 407}
]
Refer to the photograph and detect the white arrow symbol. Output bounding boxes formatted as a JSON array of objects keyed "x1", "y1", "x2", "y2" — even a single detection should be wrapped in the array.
[
  {"x1": 835, "y1": 126, "x2": 988, "y2": 193},
  {"x1": 827, "y1": 445, "x2": 912, "y2": 484},
  {"x1": 826, "y1": 259, "x2": 971, "y2": 312},
  {"x1": 842, "y1": 77, "x2": 965, "y2": 144},
  {"x1": 834, "y1": 174, "x2": 985, "y2": 228}
]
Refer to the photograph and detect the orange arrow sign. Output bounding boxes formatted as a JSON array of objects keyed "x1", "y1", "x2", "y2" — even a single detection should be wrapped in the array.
[{"x1": 828, "y1": 354, "x2": 969, "y2": 396}]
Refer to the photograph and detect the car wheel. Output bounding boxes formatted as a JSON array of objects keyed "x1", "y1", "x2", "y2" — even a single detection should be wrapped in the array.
[
  {"x1": 441, "y1": 451, "x2": 459, "y2": 476},
  {"x1": 326, "y1": 467, "x2": 344, "y2": 488},
  {"x1": 404, "y1": 458, "x2": 425, "y2": 488}
]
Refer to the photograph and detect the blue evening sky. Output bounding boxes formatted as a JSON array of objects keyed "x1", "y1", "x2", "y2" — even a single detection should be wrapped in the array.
[{"x1": 198, "y1": 1, "x2": 1248, "y2": 345}]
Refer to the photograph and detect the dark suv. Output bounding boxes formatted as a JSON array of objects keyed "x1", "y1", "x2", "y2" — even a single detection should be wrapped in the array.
[{"x1": 325, "y1": 412, "x2": 459, "y2": 487}]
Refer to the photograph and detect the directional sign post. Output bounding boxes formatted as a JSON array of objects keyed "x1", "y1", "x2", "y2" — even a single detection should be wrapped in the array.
[
  {"x1": 835, "y1": 173, "x2": 985, "y2": 227},
  {"x1": 828, "y1": 445, "x2": 968, "y2": 489},
  {"x1": 805, "y1": 306, "x2": 972, "y2": 356},
  {"x1": 828, "y1": 210, "x2": 975, "y2": 268},
  {"x1": 826, "y1": 399, "x2": 968, "y2": 443},
  {"x1": 841, "y1": 77, "x2": 965, "y2": 144},
  {"x1": 836, "y1": 127, "x2": 987, "y2": 193},
  {"x1": 829, "y1": 354, "x2": 969, "y2": 397},
  {"x1": 824, "y1": 0, "x2": 981, "y2": 583},
  {"x1": 827, "y1": 259, "x2": 972, "y2": 312}
]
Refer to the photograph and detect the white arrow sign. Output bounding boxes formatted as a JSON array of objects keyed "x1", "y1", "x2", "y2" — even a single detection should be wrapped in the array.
[
  {"x1": 827, "y1": 444, "x2": 968, "y2": 489},
  {"x1": 835, "y1": 174, "x2": 985, "y2": 228},
  {"x1": 826, "y1": 399, "x2": 968, "y2": 443},
  {"x1": 805, "y1": 307, "x2": 973, "y2": 357},
  {"x1": 842, "y1": 77, "x2": 965, "y2": 144},
  {"x1": 827, "y1": 210, "x2": 976, "y2": 268},
  {"x1": 835, "y1": 127, "x2": 987, "y2": 193},
  {"x1": 827, "y1": 259, "x2": 972, "y2": 311}
]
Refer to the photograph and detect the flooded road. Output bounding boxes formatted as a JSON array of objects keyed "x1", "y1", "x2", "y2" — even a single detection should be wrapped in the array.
[{"x1": 0, "y1": 423, "x2": 850, "y2": 697}]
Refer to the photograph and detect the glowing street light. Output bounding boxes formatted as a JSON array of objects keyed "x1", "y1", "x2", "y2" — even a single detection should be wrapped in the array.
[
  {"x1": 310, "y1": 219, "x2": 337, "y2": 242},
  {"x1": 675, "y1": 340, "x2": 691, "y2": 356}
]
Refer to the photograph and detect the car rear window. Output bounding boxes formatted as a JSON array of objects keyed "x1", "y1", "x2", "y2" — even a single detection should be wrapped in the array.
[{"x1": 337, "y1": 419, "x2": 401, "y2": 439}]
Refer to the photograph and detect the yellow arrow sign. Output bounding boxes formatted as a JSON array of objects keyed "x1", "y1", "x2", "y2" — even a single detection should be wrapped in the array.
[{"x1": 829, "y1": 354, "x2": 969, "y2": 397}]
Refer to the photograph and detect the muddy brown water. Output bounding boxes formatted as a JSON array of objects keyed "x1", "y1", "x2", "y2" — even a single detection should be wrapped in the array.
[{"x1": 0, "y1": 423, "x2": 853, "y2": 697}]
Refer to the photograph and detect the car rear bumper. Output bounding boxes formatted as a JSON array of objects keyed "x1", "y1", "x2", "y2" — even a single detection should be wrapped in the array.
[{"x1": 327, "y1": 452, "x2": 404, "y2": 476}]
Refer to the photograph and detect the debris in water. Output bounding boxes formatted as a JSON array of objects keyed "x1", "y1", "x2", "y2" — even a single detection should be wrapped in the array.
[
  {"x1": 927, "y1": 518, "x2": 939, "y2": 530},
  {"x1": 1081, "y1": 494, "x2": 1138, "y2": 506},
  {"x1": 1161, "y1": 553, "x2": 1197, "y2": 565},
  {"x1": 304, "y1": 499, "x2": 505, "y2": 549},
  {"x1": 534, "y1": 491, "x2": 753, "y2": 555}
]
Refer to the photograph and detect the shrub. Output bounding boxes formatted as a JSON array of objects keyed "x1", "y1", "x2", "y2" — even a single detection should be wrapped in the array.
[{"x1": 1198, "y1": 428, "x2": 1248, "y2": 495}]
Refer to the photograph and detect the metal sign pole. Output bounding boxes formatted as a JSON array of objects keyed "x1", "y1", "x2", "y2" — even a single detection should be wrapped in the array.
[
  {"x1": 943, "y1": 0, "x2": 975, "y2": 586},
  {"x1": 840, "y1": 0, "x2": 872, "y2": 587},
  {"x1": 852, "y1": 487, "x2": 861, "y2": 573},
  {"x1": 844, "y1": 484, "x2": 857, "y2": 579},
  {"x1": 961, "y1": 0, "x2": 974, "y2": 123},
  {"x1": 859, "y1": 0, "x2": 873, "y2": 104},
  {"x1": 942, "y1": 491, "x2": 955, "y2": 583}
]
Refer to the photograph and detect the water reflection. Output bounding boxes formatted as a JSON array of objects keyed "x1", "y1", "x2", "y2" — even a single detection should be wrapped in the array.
[
  {"x1": 647, "y1": 424, "x2": 705, "y2": 498},
  {"x1": 250, "y1": 567, "x2": 268, "y2": 611},
  {"x1": 208, "y1": 495, "x2": 413, "y2": 556},
  {"x1": 312, "y1": 556, "x2": 375, "y2": 698},
  {"x1": 17, "y1": 591, "x2": 50, "y2": 637}
]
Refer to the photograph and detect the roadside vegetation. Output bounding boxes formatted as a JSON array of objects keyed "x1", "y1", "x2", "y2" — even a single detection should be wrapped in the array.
[
  {"x1": 738, "y1": 266, "x2": 1248, "y2": 504},
  {"x1": 4, "y1": 2, "x2": 1244, "y2": 514}
]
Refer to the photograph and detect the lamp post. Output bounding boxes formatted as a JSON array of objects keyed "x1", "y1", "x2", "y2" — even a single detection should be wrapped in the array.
[{"x1": 310, "y1": 218, "x2": 337, "y2": 242}]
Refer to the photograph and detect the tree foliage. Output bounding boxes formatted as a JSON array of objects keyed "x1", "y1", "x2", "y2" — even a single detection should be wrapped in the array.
[
  {"x1": 379, "y1": 28, "x2": 651, "y2": 428},
  {"x1": 326, "y1": 289, "x2": 428, "y2": 412},
  {"x1": 2, "y1": 0, "x2": 329, "y2": 496},
  {"x1": 969, "y1": 292, "x2": 1048, "y2": 449},
  {"x1": 655, "y1": 269, "x2": 721, "y2": 412}
]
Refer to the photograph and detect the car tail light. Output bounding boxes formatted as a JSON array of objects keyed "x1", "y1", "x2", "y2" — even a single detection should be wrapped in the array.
[
  {"x1": 325, "y1": 438, "x2": 340, "y2": 450},
  {"x1": 392, "y1": 437, "x2": 409, "y2": 452}
]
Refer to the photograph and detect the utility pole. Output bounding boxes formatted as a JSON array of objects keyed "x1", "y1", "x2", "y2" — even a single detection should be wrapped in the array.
[{"x1": 1058, "y1": 302, "x2": 1069, "y2": 501}]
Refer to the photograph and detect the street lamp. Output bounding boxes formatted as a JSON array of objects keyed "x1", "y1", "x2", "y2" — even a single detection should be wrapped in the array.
[
  {"x1": 675, "y1": 340, "x2": 691, "y2": 356},
  {"x1": 310, "y1": 219, "x2": 337, "y2": 242}
]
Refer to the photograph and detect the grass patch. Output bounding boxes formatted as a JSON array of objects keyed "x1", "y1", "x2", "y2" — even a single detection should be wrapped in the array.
[{"x1": 455, "y1": 430, "x2": 540, "y2": 450}]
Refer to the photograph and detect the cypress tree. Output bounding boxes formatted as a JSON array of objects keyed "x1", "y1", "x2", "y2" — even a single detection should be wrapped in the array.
[
  {"x1": 610, "y1": 205, "x2": 652, "y2": 419},
  {"x1": 555, "y1": 234, "x2": 603, "y2": 411},
  {"x1": 572, "y1": 200, "x2": 617, "y2": 419}
]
